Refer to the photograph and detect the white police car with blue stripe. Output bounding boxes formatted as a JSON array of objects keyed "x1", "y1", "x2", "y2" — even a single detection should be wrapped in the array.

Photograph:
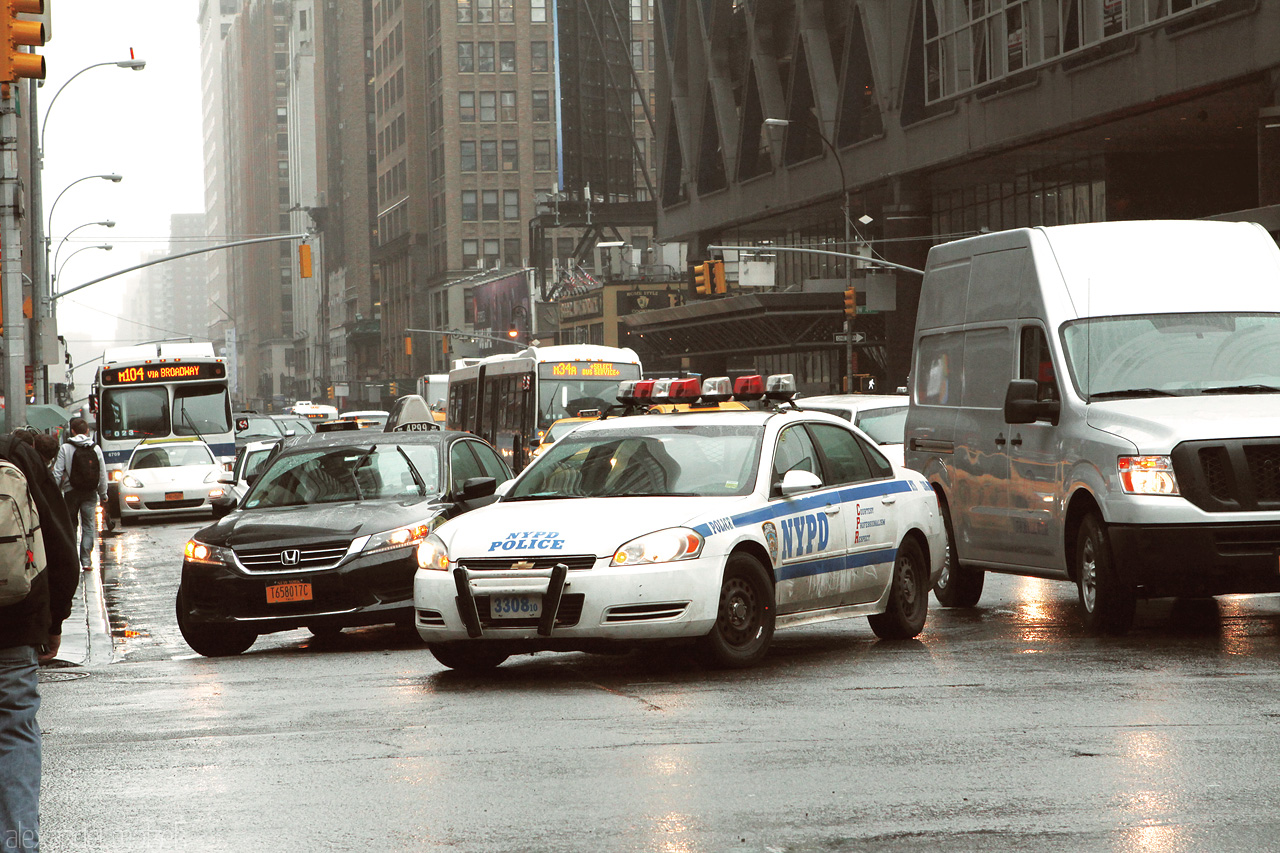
[{"x1": 414, "y1": 374, "x2": 945, "y2": 670}]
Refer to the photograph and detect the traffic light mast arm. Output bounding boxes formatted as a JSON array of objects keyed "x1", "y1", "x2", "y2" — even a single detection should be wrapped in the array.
[{"x1": 705, "y1": 244, "x2": 925, "y2": 276}]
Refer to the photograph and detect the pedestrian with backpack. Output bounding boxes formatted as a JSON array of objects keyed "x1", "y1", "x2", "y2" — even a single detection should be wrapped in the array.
[
  {"x1": 51, "y1": 418, "x2": 107, "y2": 572},
  {"x1": 0, "y1": 431, "x2": 78, "y2": 853}
]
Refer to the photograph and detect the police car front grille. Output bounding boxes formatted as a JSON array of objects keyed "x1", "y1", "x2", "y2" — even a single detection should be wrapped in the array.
[
  {"x1": 416, "y1": 609, "x2": 446, "y2": 627},
  {"x1": 236, "y1": 542, "x2": 349, "y2": 573},
  {"x1": 603, "y1": 602, "x2": 688, "y2": 623},
  {"x1": 1176, "y1": 440, "x2": 1280, "y2": 512},
  {"x1": 457, "y1": 555, "x2": 597, "y2": 572}
]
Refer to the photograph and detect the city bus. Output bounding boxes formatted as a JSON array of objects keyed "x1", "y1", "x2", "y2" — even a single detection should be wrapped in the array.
[
  {"x1": 90, "y1": 342, "x2": 234, "y2": 517},
  {"x1": 447, "y1": 344, "x2": 641, "y2": 471}
]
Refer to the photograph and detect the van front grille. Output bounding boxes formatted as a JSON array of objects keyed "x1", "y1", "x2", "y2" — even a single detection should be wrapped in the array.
[{"x1": 1175, "y1": 440, "x2": 1280, "y2": 512}]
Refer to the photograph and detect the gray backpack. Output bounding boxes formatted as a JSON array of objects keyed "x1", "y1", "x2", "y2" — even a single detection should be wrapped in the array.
[{"x1": 0, "y1": 459, "x2": 46, "y2": 606}]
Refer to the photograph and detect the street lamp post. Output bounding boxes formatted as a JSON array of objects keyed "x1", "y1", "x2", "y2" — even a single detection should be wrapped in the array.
[
  {"x1": 51, "y1": 219, "x2": 114, "y2": 282},
  {"x1": 54, "y1": 244, "x2": 113, "y2": 291},
  {"x1": 764, "y1": 117, "x2": 854, "y2": 392}
]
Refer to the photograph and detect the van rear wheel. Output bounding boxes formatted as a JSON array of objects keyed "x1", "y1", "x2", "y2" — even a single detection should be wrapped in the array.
[
  {"x1": 932, "y1": 500, "x2": 984, "y2": 608},
  {"x1": 1076, "y1": 513, "x2": 1136, "y2": 635}
]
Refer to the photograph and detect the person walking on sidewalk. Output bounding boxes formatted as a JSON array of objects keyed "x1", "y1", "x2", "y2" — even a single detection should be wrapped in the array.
[
  {"x1": 0, "y1": 433, "x2": 78, "y2": 853},
  {"x1": 51, "y1": 418, "x2": 107, "y2": 572}
]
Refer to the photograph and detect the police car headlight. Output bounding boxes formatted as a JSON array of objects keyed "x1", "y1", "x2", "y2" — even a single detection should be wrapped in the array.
[
  {"x1": 416, "y1": 533, "x2": 450, "y2": 571},
  {"x1": 364, "y1": 520, "x2": 435, "y2": 556},
  {"x1": 184, "y1": 538, "x2": 234, "y2": 567},
  {"x1": 611, "y1": 527, "x2": 704, "y2": 566},
  {"x1": 121, "y1": 475, "x2": 144, "y2": 488},
  {"x1": 1118, "y1": 455, "x2": 1180, "y2": 495}
]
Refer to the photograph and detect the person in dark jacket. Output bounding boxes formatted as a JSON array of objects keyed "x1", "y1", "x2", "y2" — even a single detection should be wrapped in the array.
[{"x1": 0, "y1": 432, "x2": 78, "y2": 853}]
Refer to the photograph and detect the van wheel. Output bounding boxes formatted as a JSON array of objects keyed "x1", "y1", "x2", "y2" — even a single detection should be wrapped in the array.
[
  {"x1": 1076, "y1": 513, "x2": 1135, "y2": 635},
  {"x1": 429, "y1": 643, "x2": 509, "y2": 671},
  {"x1": 932, "y1": 500, "x2": 984, "y2": 608},
  {"x1": 696, "y1": 553, "x2": 775, "y2": 668},
  {"x1": 175, "y1": 588, "x2": 256, "y2": 657},
  {"x1": 868, "y1": 537, "x2": 929, "y2": 640}
]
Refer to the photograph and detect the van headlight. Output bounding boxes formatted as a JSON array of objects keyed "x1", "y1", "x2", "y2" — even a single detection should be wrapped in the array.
[
  {"x1": 364, "y1": 521, "x2": 435, "y2": 556},
  {"x1": 1118, "y1": 456, "x2": 1180, "y2": 495},
  {"x1": 611, "y1": 527, "x2": 704, "y2": 566},
  {"x1": 416, "y1": 533, "x2": 450, "y2": 571}
]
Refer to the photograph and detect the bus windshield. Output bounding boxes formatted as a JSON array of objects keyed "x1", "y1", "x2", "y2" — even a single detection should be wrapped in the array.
[
  {"x1": 174, "y1": 384, "x2": 232, "y2": 436},
  {"x1": 101, "y1": 387, "x2": 170, "y2": 439}
]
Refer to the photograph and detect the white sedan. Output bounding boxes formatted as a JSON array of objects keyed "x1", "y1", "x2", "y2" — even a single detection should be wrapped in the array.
[
  {"x1": 118, "y1": 438, "x2": 228, "y2": 525},
  {"x1": 414, "y1": 377, "x2": 945, "y2": 671}
]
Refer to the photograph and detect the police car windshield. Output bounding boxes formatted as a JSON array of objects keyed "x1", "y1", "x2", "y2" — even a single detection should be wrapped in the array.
[{"x1": 508, "y1": 423, "x2": 764, "y2": 499}]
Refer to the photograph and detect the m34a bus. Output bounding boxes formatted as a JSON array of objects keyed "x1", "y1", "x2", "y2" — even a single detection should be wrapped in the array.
[
  {"x1": 447, "y1": 344, "x2": 641, "y2": 471},
  {"x1": 90, "y1": 341, "x2": 234, "y2": 518}
]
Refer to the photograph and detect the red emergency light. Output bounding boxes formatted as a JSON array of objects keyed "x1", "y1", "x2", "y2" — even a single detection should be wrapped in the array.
[{"x1": 733, "y1": 375, "x2": 765, "y2": 401}]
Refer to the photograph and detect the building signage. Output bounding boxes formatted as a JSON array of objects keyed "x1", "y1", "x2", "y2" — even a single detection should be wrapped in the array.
[
  {"x1": 617, "y1": 288, "x2": 684, "y2": 314},
  {"x1": 560, "y1": 293, "x2": 603, "y2": 320}
]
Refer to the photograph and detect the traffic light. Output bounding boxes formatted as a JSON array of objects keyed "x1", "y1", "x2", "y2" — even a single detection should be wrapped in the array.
[
  {"x1": 508, "y1": 323, "x2": 519, "y2": 339},
  {"x1": 0, "y1": 0, "x2": 46, "y2": 84},
  {"x1": 692, "y1": 262, "x2": 712, "y2": 296},
  {"x1": 710, "y1": 260, "x2": 727, "y2": 294},
  {"x1": 404, "y1": 335, "x2": 413, "y2": 355},
  {"x1": 326, "y1": 386, "x2": 334, "y2": 400},
  {"x1": 389, "y1": 381, "x2": 397, "y2": 396},
  {"x1": 843, "y1": 284, "x2": 857, "y2": 318},
  {"x1": 298, "y1": 243, "x2": 313, "y2": 278}
]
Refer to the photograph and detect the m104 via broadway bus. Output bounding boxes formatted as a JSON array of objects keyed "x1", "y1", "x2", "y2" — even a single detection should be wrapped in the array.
[
  {"x1": 91, "y1": 341, "x2": 234, "y2": 517},
  {"x1": 447, "y1": 344, "x2": 641, "y2": 472}
]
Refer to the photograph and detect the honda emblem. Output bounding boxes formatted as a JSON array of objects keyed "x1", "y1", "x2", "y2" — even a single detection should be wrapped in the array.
[{"x1": 281, "y1": 549, "x2": 301, "y2": 566}]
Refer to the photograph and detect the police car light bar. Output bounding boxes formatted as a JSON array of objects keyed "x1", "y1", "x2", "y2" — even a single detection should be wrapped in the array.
[
  {"x1": 667, "y1": 378, "x2": 702, "y2": 405},
  {"x1": 700, "y1": 377, "x2": 732, "y2": 404},
  {"x1": 765, "y1": 373, "x2": 798, "y2": 401},
  {"x1": 733, "y1": 375, "x2": 766, "y2": 401}
]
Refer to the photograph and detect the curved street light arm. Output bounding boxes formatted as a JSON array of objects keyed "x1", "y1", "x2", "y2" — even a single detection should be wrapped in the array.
[
  {"x1": 52, "y1": 220, "x2": 114, "y2": 278},
  {"x1": 39, "y1": 59, "x2": 147, "y2": 155},
  {"x1": 53, "y1": 244, "x2": 112, "y2": 288}
]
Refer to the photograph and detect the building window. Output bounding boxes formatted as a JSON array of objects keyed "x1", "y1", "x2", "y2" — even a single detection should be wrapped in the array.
[
  {"x1": 477, "y1": 0, "x2": 493, "y2": 22},
  {"x1": 501, "y1": 139, "x2": 518, "y2": 170},
  {"x1": 532, "y1": 90, "x2": 550, "y2": 122},
  {"x1": 630, "y1": 0, "x2": 641, "y2": 21},
  {"x1": 460, "y1": 140, "x2": 477, "y2": 171},
  {"x1": 462, "y1": 190, "x2": 478, "y2": 221},
  {"x1": 463, "y1": 239, "x2": 479, "y2": 269},
  {"x1": 458, "y1": 42, "x2": 474, "y2": 72},
  {"x1": 531, "y1": 41, "x2": 549, "y2": 72},
  {"x1": 477, "y1": 41, "x2": 494, "y2": 72},
  {"x1": 479, "y1": 91, "x2": 497, "y2": 122},
  {"x1": 457, "y1": 0, "x2": 472, "y2": 22},
  {"x1": 503, "y1": 189, "x2": 519, "y2": 219},
  {"x1": 498, "y1": 0, "x2": 514, "y2": 23},
  {"x1": 480, "y1": 139, "x2": 498, "y2": 170},
  {"x1": 631, "y1": 40, "x2": 643, "y2": 71},
  {"x1": 533, "y1": 139, "x2": 552, "y2": 171},
  {"x1": 459, "y1": 92, "x2": 475, "y2": 121},
  {"x1": 500, "y1": 90, "x2": 517, "y2": 122},
  {"x1": 483, "y1": 238, "x2": 500, "y2": 267},
  {"x1": 531, "y1": 0, "x2": 546, "y2": 22},
  {"x1": 503, "y1": 237, "x2": 521, "y2": 267},
  {"x1": 499, "y1": 41, "x2": 516, "y2": 72},
  {"x1": 482, "y1": 190, "x2": 499, "y2": 220}
]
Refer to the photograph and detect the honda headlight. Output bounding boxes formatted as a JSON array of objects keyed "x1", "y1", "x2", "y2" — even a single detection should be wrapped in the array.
[
  {"x1": 611, "y1": 527, "x2": 704, "y2": 566},
  {"x1": 121, "y1": 475, "x2": 144, "y2": 488},
  {"x1": 416, "y1": 533, "x2": 450, "y2": 571},
  {"x1": 1118, "y1": 455, "x2": 1180, "y2": 495},
  {"x1": 364, "y1": 520, "x2": 435, "y2": 556},
  {"x1": 184, "y1": 538, "x2": 234, "y2": 567}
]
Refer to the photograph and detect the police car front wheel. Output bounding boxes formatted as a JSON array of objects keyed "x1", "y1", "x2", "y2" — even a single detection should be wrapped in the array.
[{"x1": 697, "y1": 552, "x2": 776, "y2": 669}]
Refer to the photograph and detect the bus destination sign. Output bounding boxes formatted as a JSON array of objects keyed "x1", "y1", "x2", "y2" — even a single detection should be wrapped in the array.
[
  {"x1": 101, "y1": 362, "x2": 226, "y2": 385},
  {"x1": 539, "y1": 362, "x2": 633, "y2": 379}
]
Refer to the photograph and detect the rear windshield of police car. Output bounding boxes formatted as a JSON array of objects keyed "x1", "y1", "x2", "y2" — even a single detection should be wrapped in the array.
[{"x1": 508, "y1": 423, "x2": 764, "y2": 499}]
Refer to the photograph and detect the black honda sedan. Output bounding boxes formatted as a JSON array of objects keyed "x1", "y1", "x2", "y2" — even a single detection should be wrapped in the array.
[{"x1": 176, "y1": 430, "x2": 511, "y2": 656}]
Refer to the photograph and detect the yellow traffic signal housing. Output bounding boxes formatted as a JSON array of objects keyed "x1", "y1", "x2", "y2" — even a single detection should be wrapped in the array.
[
  {"x1": 711, "y1": 260, "x2": 727, "y2": 294},
  {"x1": 298, "y1": 243, "x2": 313, "y2": 278},
  {"x1": 389, "y1": 381, "x2": 398, "y2": 396},
  {"x1": 404, "y1": 335, "x2": 413, "y2": 355},
  {"x1": 0, "y1": 0, "x2": 46, "y2": 83},
  {"x1": 843, "y1": 285, "x2": 857, "y2": 318},
  {"x1": 326, "y1": 385, "x2": 334, "y2": 400},
  {"x1": 692, "y1": 262, "x2": 712, "y2": 296}
]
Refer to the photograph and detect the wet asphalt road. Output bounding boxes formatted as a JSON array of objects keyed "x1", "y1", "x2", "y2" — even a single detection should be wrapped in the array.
[{"x1": 34, "y1": 516, "x2": 1280, "y2": 852}]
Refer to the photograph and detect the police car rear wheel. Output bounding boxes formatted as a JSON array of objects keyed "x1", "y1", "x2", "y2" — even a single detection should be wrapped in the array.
[
  {"x1": 869, "y1": 537, "x2": 929, "y2": 640},
  {"x1": 697, "y1": 553, "x2": 775, "y2": 668},
  {"x1": 932, "y1": 499, "x2": 983, "y2": 608},
  {"x1": 430, "y1": 643, "x2": 509, "y2": 671},
  {"x1": 175, "y1": 588, "x2": 257, "y2": 657}
]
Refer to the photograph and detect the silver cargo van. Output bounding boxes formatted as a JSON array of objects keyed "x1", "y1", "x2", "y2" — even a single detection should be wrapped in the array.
[{"x1": 905, "y1": 220, "x2": 1280, "y2": 633}]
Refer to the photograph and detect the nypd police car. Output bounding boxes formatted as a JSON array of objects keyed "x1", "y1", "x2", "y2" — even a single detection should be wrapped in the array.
[{"x1": 414, "y1": 375, "x2": 945, "y2": 670}]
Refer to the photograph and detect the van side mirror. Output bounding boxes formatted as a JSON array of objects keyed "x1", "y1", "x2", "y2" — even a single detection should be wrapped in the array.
[{"x1": 1004, "y1": 379, "x2": 1060, "y2": 425}]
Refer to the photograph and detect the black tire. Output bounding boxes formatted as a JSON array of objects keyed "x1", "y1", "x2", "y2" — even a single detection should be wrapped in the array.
[
  {"x1": 1076, "y1": 513, "x2": 1136, "y2": 635},
  {"x1": 869, "y1": 536, "x2": 930, "y2": 640},
  {"x1": 307, "y1": 624, "x2": 344, "y2": 640},
  {"x1": 429, "y1": 643, "x2": 509, "y2": 671},
  {"x1": 175, "y1": 588, "x2": 256, "y2": 657},
  {"x1": 696, "y1": 552, "x2": 776, "y2": 668},
  {"x1": 931, "y1": 498, "x2": 984, "y2": 608}
]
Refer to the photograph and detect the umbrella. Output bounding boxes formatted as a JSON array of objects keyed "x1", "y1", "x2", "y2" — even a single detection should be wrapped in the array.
[{"x1": 25, "y1": 404, "x2": 70, "y2": 431}]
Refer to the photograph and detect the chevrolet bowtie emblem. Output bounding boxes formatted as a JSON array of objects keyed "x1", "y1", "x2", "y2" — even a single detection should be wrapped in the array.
[{"x1": 512, "y1": 561, "x2": 535, "y2": 570}]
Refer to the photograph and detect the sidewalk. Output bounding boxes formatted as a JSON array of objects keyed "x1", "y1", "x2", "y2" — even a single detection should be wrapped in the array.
[{"x1": 49, "y1": 562, "x2": 114, "y2": 668}]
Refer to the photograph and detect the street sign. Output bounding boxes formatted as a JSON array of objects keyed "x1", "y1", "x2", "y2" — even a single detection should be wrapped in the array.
[{"x1": 834, "y1": 332, "x2": 867, "y2": 343}]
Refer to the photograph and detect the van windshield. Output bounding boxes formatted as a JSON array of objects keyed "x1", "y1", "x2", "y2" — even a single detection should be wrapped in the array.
[{"x1": 1062, "y1": 312, "x2": 1280, "y2": 400}]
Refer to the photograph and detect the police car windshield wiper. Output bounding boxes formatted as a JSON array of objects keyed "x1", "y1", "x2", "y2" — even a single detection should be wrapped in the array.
[
  {"x1": 1199, "y1": 384, "x2": 1280, "y2": 395},
  {"x1": 1089, "y1": 388, "x2": 1179, "y2": 400},
  {"x1": 504, "y1": 492, "x2": 586, "y2": 502}
]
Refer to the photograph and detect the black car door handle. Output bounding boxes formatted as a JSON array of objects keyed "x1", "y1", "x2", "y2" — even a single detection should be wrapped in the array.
[{"x1": 995, "y1": 434, "x2": 1007, "y2": 447}]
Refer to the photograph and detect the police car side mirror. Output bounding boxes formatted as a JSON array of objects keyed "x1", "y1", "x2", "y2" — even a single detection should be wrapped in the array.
[
  {"x1": 778, "y1": 469, "x2": 823, "y2": 497},
  {"x1": 494, "y1": 479, "x2": 513, "y2": 497}
]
